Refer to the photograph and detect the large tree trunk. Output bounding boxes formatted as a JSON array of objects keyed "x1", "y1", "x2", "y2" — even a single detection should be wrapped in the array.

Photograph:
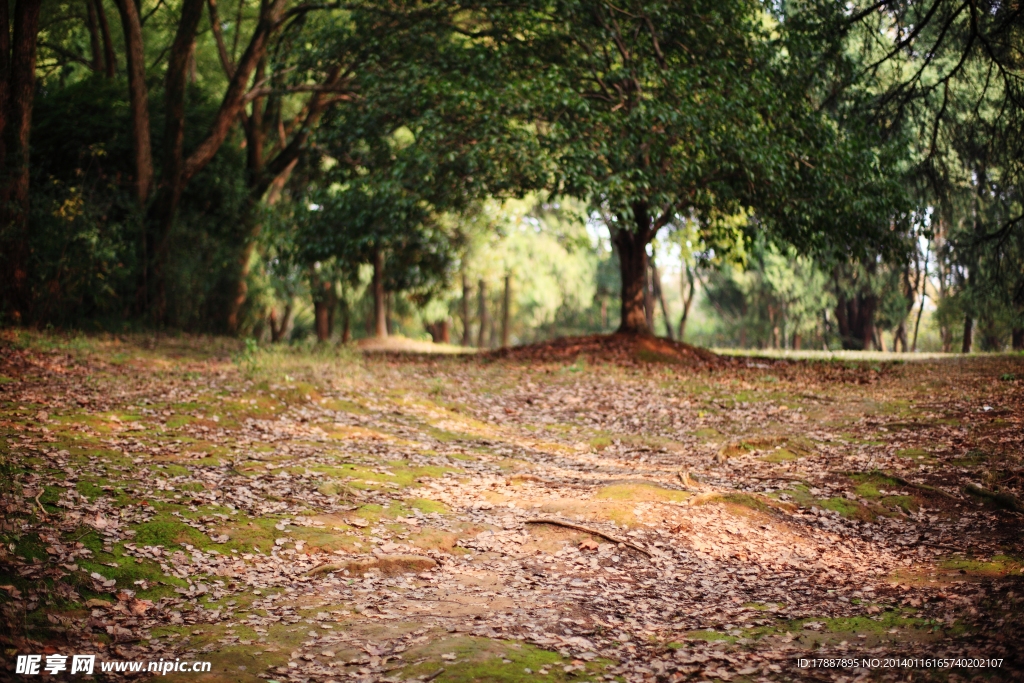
[
  {"x1": 502, "y1": 274, "x2": 511, "y2": 348},
  {"x1": 149, "y1": 0, "x2": 205, "y2": 320},
  {"x1": 1012, "y1": 328, "x2": 1023, "y2": 352},
  {"x1": 1, "y1": 0, "x2": 10, "y2": 206},
  {"x1": 0, "y1": 0, "x2": 42, "y2": 323},
  {"x1": 372, "y1": 248, "x2": 387, "y2": 338},
  {"x1": 144, "y1": 0, "x2": 292, "y2": 318},
  {"x1": 314, "y1": 301, "x2": 329, "y2": 341},
  {"x1": 94, "y1": 0, "x2": 116, "y2": 77},
  {"x1": 85, "y1": 0, "x2": 104, "y2": 71},
  {"x1": 611, "y1": 208, "x2": 654, "y2": 336},
  {"x1": 477, "y1": 279, "x2": 489, "y2": 348},
  {"x1": 114, "y1": 0, "x2": 153, "y2": 206}
]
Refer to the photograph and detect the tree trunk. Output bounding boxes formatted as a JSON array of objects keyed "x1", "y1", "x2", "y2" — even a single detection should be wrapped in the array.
[
  {"x1": 326, "y1": 281, "x2": 336, "y2": 338},
  {"x1": 179, "y1": 0, "x2": 289, "y2": 185},
  {"x1": 644, "y1": 259, "x2": 655, "y2": 333},
  {"x1": 149, "y1": 0, "x2": 205, "y2": 321},
  {"x1": 961, "y1": 315, "x2": 972, "y2": 354},
  {"x1": 95, "y1": 0, "x2": 116, "y2": 77},
  {"x1": 1, "y1": 0, "x2": 11, "y2": 211},
  {"x1": 86, "y1": 0, "x2": 103, "y2": 72},
  {"x1": 114, "y1": 0, "x2": 153, "y2": 206},
  {"x1": 144, "y1": 0, "x2": 294, "y2": 317},
  {"x1": 385, "y1": 292, "x2": 393, "y2": 335},
  {"x1": 371, "y1": 248, "x2": 387, "y2": 338},
  {"x1": 600, "y1": 298, "x2": 608, "y2": 329},
  {"x1": 912, "y1": 241, "x2": 929, "y2": 352},
  {"x1": 269, "y1": 303, "x2": 291, "y2": 342},
  {"x1": 502, "y1": 274, "x2": 511, "y2": 348},
  {"x1": 793, "y1": 332, "x2": 801, "y2": 350},
  {"x1": 341, "y1": 305, "x2": 350, "y2": 343},
  {"x1": 611, "y1": 212, "x2": 654, "y2": 336},
  {"x1": 477, "y1": 279, "x2": 489, "y2": 348},
  {"x1": 678, "y1": 265, "x2": 696, "y2": 340},
  {"x1": 1012, "y1": 328, "x2": 1023, "y2": 352},
  {"x1": 440, "y1": 319, "x2": 450, "y2": 344},
  {"x1": 314, "y1": 301, "x2": 329, "y2": 342},
  {"x1": 225, "y1": 158, "x2": 296, "y2": 333},
  {"x1": 0, "y1": 0, "x2": 42, "y2": 323},
  {"x1": 650, "y1": 258, "x2": 672, "y2": 339},
  {"x1": 858, "y1": 293, "x2": 877, "y2": 351},
  {"x1": 461, "y1": 273, "x2": 471, "y2": 346}
]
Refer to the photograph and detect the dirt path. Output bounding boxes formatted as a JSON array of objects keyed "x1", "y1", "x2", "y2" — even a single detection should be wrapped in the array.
[{"x1": 1, "y1": 334, "x2": 1022, "y2": 683}]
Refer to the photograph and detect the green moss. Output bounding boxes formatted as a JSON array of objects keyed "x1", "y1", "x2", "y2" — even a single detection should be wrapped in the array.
[
  {"x1": 684, "y1": 631, "x2": 738, "y2": 643},
  {"x1": 594, "y1": 483, "x2": 690, "y2": 503},
  {"x1": 881, "y1": 495, "x2": 918, "y2": 513},
  {"x1": 397, "y1": 637, "x2": 614, "y2": 683},
  {"x1": 407, "y1": 498, "x2": 447, "y2": 514},
  {"x1": 132, "y1": 518, "x2": 206, "y2": 547},
  {"x1": 897, "y1": 448, "x2": 933, "y2": 462},
  {"x1": 819, "y1": 497, "x2": 874, "y2": 521},
  {"x1": 760, "y1": 448, "x2": 797, "y2": 463},
  {"x1": 939, "y1": 555, "x2": 1021, "y2": 575}
]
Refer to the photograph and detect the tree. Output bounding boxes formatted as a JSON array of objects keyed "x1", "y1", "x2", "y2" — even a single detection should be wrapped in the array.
[
  {"x1": 0, "y1": 0, "x2": 43, "y2": 323},
  {"x1": 450, "y1": 0, "x2": 908, "y2": 336},
  {"x1": 298, "y1": 179, "x2": 460, "y2": 339}
]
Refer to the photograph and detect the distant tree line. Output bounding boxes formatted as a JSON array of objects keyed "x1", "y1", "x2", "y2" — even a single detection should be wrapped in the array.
[{"x1": 0, "y1": 0, "x2": 1020, "y2": 350}]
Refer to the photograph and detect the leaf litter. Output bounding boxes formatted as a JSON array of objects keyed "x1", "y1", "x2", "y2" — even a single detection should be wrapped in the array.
[{"x1": 0, "y1": 334, "x2": 1022, "y2": 682}]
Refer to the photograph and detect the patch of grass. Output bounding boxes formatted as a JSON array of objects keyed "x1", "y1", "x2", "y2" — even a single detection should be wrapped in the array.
[
  {"x1": 594, "y1": 483, "x2": 690, "y2": 503},
  {"x1": 707, "y1": 492, "x2": 790, "y2": 516},
  {"x1": 760, "y1": 448, "x2": 798, "y2": 463},
  {"x1": 683, "y1": 630, "x2": 738, "y2": 643},
  {"x1": 939, "y1": 555, "x2": 1022, "y2": 576},
  {"x1": 397, "y1": 636, "x2": 614, "y2": 683},
  {"x1": 132, "y1": 517, "x2": 207, "y2": 548},
  {"x1": 819, "y1": 497, "x2": 874, "y2": 521},
  {"x1": 880, "y1": 495, "x2": 918, "y2": 513},
  {"x1": 850, "y1": 473, "x2": 902, "y2": 499},
  {"x1": 407, "y1": 498, "x2": 447, "y2": 514}
]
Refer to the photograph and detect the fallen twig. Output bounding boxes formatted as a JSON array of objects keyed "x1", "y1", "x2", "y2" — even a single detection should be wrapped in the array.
[
  {"x1": 424, "y1": 668, "x2": 445, "y2": 681},
  {"x1": 34, "y1": 490, "x2": 51, "y2": 518},
  {"x1": 524, "y1": 518, "x2": 652, "y2": 557}
]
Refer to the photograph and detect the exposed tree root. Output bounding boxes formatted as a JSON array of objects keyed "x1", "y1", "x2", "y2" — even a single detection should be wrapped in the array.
[{"x1": 524, "y1": 518, "x2": 652, "y2": 557}]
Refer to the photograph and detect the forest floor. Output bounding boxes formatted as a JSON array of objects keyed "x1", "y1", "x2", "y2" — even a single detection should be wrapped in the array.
[{"x1": 1, "y1": 332, "x2": 1022, "y2": 683}]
